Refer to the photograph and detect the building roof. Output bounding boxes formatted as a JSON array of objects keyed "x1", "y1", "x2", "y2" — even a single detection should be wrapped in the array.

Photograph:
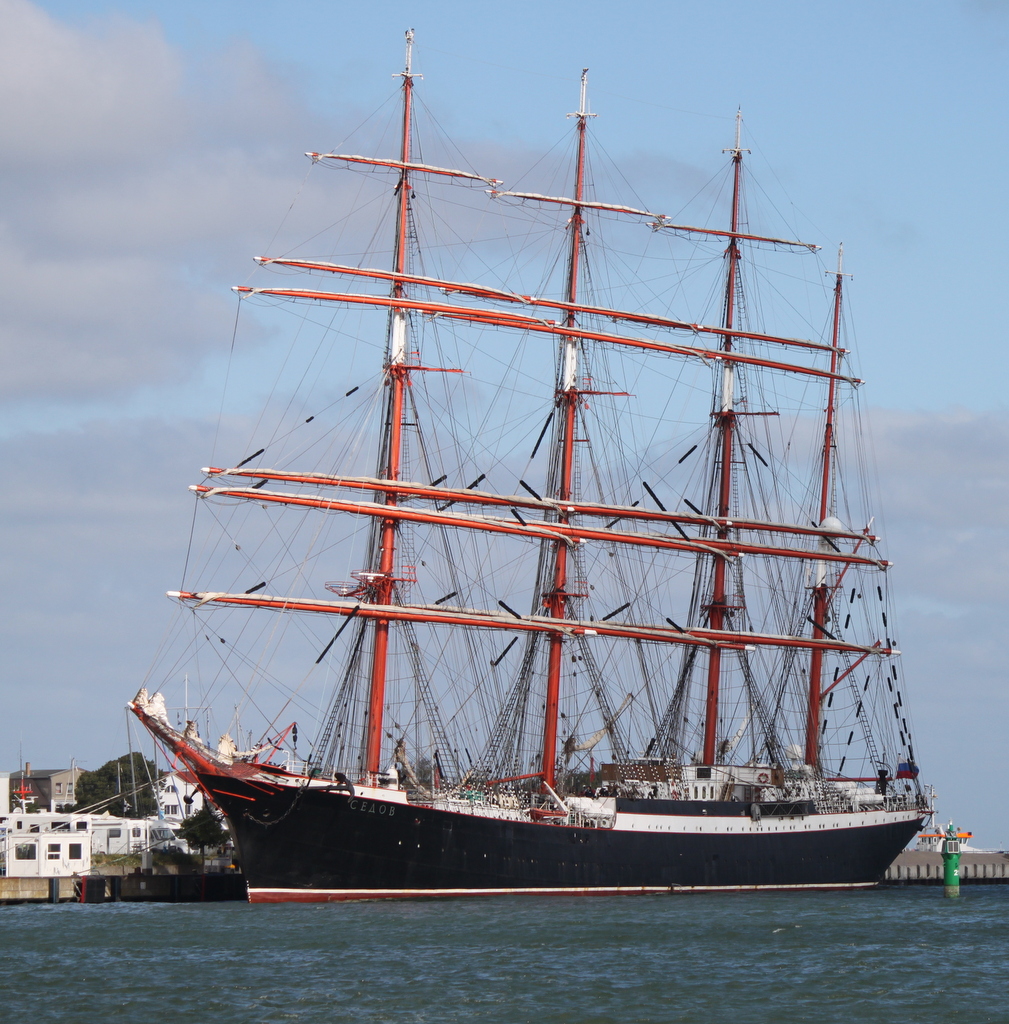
[{"x1": 10, "y1": 768, "x2": 80, "y2": 779}]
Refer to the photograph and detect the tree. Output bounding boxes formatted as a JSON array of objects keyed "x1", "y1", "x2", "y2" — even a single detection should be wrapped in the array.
[
  {"x1": 73, "y1": 753, "x2": 158, "y2": 817},
  {"x1": 178, "y1": 805, "x2": 229, "y2": 869}
]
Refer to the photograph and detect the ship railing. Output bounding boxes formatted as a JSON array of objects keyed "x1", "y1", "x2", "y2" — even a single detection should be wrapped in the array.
[
  {"x1": 813, "y1": 789, "x2": 922, "y2": 815},
  {"x1": 428, "y1": 792, "x2": 616, "y2": 829},
  {"x1": 274, "y1": 755, "x2": 314, "y2": 775},
  {"x1": 882, "y1": 792, "x2": 923, "y2": 813},
  {"x1": 813, "y1": 790, "x2": 858, "y2": 814},
  {"x1": 432, "y1": 796, "x2": 531, "y2": 822}
]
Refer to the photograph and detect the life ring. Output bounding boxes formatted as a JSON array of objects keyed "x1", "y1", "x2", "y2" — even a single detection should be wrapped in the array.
[{"x1": 757, "y1": 772, "x2": 770, "y2": 784}]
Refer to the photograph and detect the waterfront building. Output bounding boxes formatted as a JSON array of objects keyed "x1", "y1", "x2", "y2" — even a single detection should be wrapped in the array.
[{"x1": 7, "y1": 764, "x2": 83, "y2": 812}]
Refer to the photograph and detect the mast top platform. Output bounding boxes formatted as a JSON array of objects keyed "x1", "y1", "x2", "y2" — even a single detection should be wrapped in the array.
[
  {"x1": 830, "y1": 242, "x2": 854, "y2": 279},
  {"x1": 394, "y1": 28, "x2": 422, "y2": 80},
  {"x1": 723, "y1": 109, "x2": 751, "y2": 156},
  {"x1": 568, "y1": 68, "x2": 598, "y2": 120}
]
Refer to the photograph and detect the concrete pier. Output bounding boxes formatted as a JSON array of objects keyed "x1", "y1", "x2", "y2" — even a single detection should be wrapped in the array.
[
  {"x1": 884, "y1": 850, "x2": 1009, "y2": 885},
  {"x1": 0, "y1": 877, "x2": 77, "y2": 902},
  {"x1": 0, "y1": 873, "x2": 247, "y2": 903}
]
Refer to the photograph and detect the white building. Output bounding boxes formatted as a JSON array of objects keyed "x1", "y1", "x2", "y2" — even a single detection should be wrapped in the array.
[
  {"x1": 155, "y1": 770, "x2": 205, "y2": 821},
  {"x1": 0, "y1": 812, "x2": 188, "y2": 876},
  {"x1": 6, "y1": 764, "x2": 83, "y2": 812},
  {"x1": 0, "y1": 813, "x2": 92, "y2": 877}
]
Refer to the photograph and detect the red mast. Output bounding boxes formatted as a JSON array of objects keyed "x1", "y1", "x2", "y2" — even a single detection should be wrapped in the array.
[
  {"x1": 364, "y1": 30, "x2": 418, "y2": 779},
  {"x1": 541, "y1": 70, "x2": 594, "y2": 792},
  {"x1": 804, "y1": 245, "x2": 846, "y2": 766},
  {"x1": 701, "y1": 113, "x2": 747, "y2": 766}
]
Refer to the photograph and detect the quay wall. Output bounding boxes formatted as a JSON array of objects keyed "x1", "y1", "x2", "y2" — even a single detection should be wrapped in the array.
[
  {"x1": 0, "y1": 873, "x2": 246, "y2": 903},
  {"x1": 0, "y1": 877, "x2": 77, "y2": 902},
  {"x1": 883, "y1": 851, "x2": 1009, "y2": 885}
]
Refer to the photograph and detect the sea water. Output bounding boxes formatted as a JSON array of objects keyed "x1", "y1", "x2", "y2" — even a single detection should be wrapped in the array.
[{"x1": 1, "y1": 887, "x2": 1006, "y2": 1023}]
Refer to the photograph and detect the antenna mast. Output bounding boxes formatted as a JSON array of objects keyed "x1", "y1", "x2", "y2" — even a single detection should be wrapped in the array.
[
  {"x1": 364, "y1": 29, "x2": 421, "y2": 779},
  {"x1": 701, "y1": 110, "x2": 748, "y2": 766},
  {"x1": 541, "y1": 69, "x2": 596, "y2": 792}
]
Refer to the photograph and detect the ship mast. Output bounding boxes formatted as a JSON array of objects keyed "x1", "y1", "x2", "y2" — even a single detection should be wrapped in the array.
[
  {"x1": 701, "y1": 112, "x2": 747, "y2": 766},
  {"x1": 541, "y1": 70, "x2": 595, "y2": 792},
  {"x1": 364, "y1": 29, "x2": 418, "y2": 778},
  {"x1": 804, "y1": 244, "x2": 846, "y2": 766},
  {"x1": 205, "y1": 86, "x2": 900, "y2": 785}
]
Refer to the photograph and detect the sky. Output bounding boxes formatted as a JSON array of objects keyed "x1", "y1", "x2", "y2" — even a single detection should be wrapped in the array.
[{"x1": 2, "y1": 0, "x2": 1008, "y2": 843}]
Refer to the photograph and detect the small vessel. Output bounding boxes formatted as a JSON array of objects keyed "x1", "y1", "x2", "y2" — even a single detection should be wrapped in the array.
[{"x1": 132, "y1": 33, "x2": 928, "y2": 901}]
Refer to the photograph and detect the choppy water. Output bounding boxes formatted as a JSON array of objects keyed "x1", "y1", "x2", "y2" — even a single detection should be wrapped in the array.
[{"x1": 1, "y1": 887, "x2": 1006, "y2": 1023}]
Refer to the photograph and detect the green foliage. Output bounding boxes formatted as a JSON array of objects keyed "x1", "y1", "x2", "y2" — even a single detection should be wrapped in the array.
[
  {"x1": 178, "y1": 806, "x2": 228, "y2": 852},
  {"x1": 155, "y1": 850, "x2": 201, "y2": 870},
  {"x1": 73, "y1": 753, "x2": 159, "y2": 817},
  {"x1": 91, "y1": 852, "x2": 141, "y2": 868},
  {"x1": 91, "y1": 851, "x2": 201, "y2": 871}
]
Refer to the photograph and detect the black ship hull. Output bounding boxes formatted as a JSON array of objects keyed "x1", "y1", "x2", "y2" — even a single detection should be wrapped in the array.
[{"x1": 200, "y1": 772, "x2": 923, "y2": 902}]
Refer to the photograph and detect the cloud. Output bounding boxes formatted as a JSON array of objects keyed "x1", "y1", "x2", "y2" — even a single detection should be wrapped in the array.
[
  {"x1": 0, "y1": 1, "x2": 717, "y2": 407},
  {"x1": 872, "y1": 407, "x2": 1009, "y2": 606},
  {"x1": 0, "y1": 415, "x2": 214, "y2": 766},
  {"x1": 0, "y1": 2, "x2": 182, "y2": 165},
  {"x1": 0, "y1": 0, "x2": 336, "y2": 402},
  {"x1": 963, "y1": 0, "x2": 1009, "y2": 17},
  {"x1": 864, "y1": 407, "x2": 1009, "y2": 841}
]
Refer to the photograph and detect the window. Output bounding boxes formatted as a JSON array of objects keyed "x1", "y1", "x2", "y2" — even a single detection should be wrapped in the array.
[
  {"x1": 16, "y1": 821, "x2": 22, "y2": 830},
  {"x1": 131, "y1": 828, "x2": 141, "y2": 838},
  {"x1": 108, "y1": 829, "x2": 122, "y2": 838},
  {"x1": 47, "y1": 843, "x2": 60, "y2": 860},
  {"x1": 67, "y1": 783, "x2": 74, "y2": 795},
  {"x1": 14, "y1": 843, "x2": 36, "y2": 860},
  {"x1": 68, "y1": 844, "x2": 82, "y2": 860},
  {"x1": 75, "y1": 822, "x2": 88, "y2": 831},
  {"x1": 55, "y1": 782, "x2": 63, "y2": 795},
  {"x1": 53, "y1": 821, "x2": 69, "y2": 831}
]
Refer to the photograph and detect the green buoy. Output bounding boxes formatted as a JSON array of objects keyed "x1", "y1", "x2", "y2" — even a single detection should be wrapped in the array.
[{"x1": 941, "y1": 821, "x2": 962, "y2": 898}]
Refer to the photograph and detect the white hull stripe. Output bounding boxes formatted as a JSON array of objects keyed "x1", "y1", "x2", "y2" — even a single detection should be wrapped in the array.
[
  {"x1": 670, "y1": 881, "x2": 877, "y2": 892},
  {"x1": 250, "y1": 885, "x2": 669, "y2": 902},
  {"x1": 248, "y1": 881, "x2": 876, "y2": 902}
]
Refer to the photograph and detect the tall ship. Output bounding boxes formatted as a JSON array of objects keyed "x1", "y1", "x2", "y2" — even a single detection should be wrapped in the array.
[{"x1": 132, "y1": 34, "x2": 929, "y2": 901}]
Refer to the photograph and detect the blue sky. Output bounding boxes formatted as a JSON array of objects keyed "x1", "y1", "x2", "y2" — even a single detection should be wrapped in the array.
[{"x1": 2, "y1": 0, "x2": 1008, "y2": 843}]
